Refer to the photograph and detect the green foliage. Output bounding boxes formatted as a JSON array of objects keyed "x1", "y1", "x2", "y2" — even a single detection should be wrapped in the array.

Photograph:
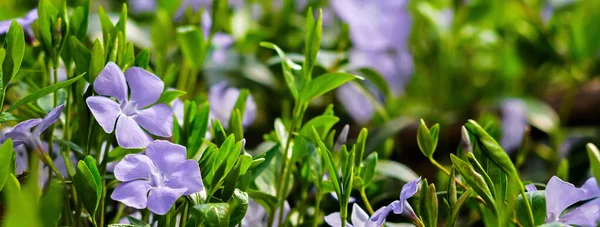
[
  {"x1": 74, "y1": 156, "x2": 102, "y2": 223},
  {"x1": 417, "y1": 119, "x2": 439, "y2": 159},
  {"x1": 0, "y1": 139, "x2": 15, "y2": 191},
  {"x1": 587, "y1": 143, "x2": 600, "y2": 188},
  {"x1": 6, "y1": 73, "x2": 85, "y2": 112}
]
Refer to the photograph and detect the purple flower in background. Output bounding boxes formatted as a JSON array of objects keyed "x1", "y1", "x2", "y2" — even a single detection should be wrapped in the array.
[
  {"x1": 208, "y1": 81, "x2": 256, "y2": 129},
  {"x1": 499, "y1": 99, "x2": 528, "y2": 154},
  {"x1": 533, "y1": 176, "x2": 600, "y2": 226},
  {"x1": 369, "y1": 177, "x2": 421, "y2": 226},
  {"x1": 200, "y1": 12, "x2": 235, "y2": 64},
  {"x1": 86, "y1": 62, "x2": 173, "y2": 149},
  {"x1": 171, "y1": 98, "x2": 185, "y2": 127},
  {"x1": 174, "y1": 0, "x2": 211, "y2": 19},
  {"x1": 128, "y1": 0, "x2": 158, "y2": 14},
  {"x1": 111, "y1": 140, "x2": 204, "y2": 215},
  {"x1": 2, "y1": 105, "x2": 64, "y2": 151},
  {"x1": 332, "y1": 0, "x2": 414, "y2": 95},
  {"x1": 335, "y1": 83, "x2": 375, "y2": 124},
  {"x1": 0, "y1": 8, "x2": 38, "y2": 44},
  {"x1": 325, "y1": 204, "x2": 373, "y2": 227},
  {"x1": 241, "y1": 198, "x2": 290, "y2": 226},
  {"x1": 334, "y1": 124, "x2": 350, "y2": 151}
]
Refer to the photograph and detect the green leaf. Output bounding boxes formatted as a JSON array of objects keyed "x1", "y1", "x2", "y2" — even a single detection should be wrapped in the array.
[
  {"x1": 375, "y1": 160, "x2": 419, "y2": 182},
  {"x1": 358, "y1": 68, "x2": 391, "y2": 99},
  {"x1": 69, "y1": 1, "x2": 90, "y2": 40},
  {"x1": 98, "y1": 6, "x2": 115, "y2": 50},
  {"x1": 302, "y1": 8, "x2": 322, "y2": 80},
  {"x1": 89, "y1": 39, "x2": 105, "y2": 82},
  {"x1": 191, "y1": 203, "x2": 230, "y2": 227},
  {"x1": 354, "y1": 128, "x2": 368, "y2": 169},
  {"x1": 106, "y1": 147, "x2": 143, "y2": 162},
  {"x1": 0, "y1": 139, "x2": 15, "y2": 191},
  {"x1": 587, "y1": 143, "x2": 600, "y2": 188},
  {"x1": 187, "y1": 103, "x2": 210, "y2": 158},
  {"x1": 299, "y1": 115, "x2": 339, "y2": 142},
  {"x1": 516, "y1": 191, "x2": 546, "y2": 226},
  {"x1": 74, "y1": 156, "x2": 102, "y2": 222},
  {"x1": 157, "y1": 89, "x2": 186, "y2": 104},
  {"x1": 70, "y1": 36, "x2": 91, "y2": 76},
  {"x1": 422, "y1": 183, "x2": 438, "y2": 227},
  {"x1": 135, "y1": 49, "x2": 150, "y2": 69},
  {"x1": 448, "y1": 188, "x2": 473, "y2": 227},
  {"x1": 313, "y1": 127, "x2": 342, "y2": 197},
  {"x1": 2, "y1": 21, "x2": 25, "y2": 89},
  {"x1": 557, "y1": 159, "x2": 569, "y2": 181},
  {"x1": 228, "y1": 189, "x2": 249, "y2": 227},
  {"x1": 38, "y1": 0, "x2": 59, "y2": 56},
  {"x1": 7, "y1": 73, "x2": 85, "y2": 112},
  {"x1": 417, "y1": 119, "x2": 436, "y2": 159},
  {"x1": 359, "y1": 152, "x2": 377, "y2": 187},
  {"x1": 466, "y1": 120, "x2": 518, "y2": 176},
  {"x1": 39, "y1": 182, "x2": 64, "y2": 227},
  {"x1": 229, "y1": 109, "x2": 244, "y2": 142},
  {"x1": 450, "y1": 154, "x2": 497, "y2": 215},
  {"x1": 300, "y1": 72, "x2": 363, "y2": 101},
  {"x1": 2, "y1": 174, "x2": 43, "y2": 227},
  {"x1": 260, "y1": 42, "x2": 300, "y2": 99},
  {"x1": 177, "y1": 26, "x2": 206, "y2": 70}
]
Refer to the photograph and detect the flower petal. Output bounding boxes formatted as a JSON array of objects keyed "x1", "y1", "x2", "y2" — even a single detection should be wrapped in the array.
[
  {"x1": 324, "y1": 212, "x2": 352, "y2": 227},
  {"x1": 110, "y1": 180, "x2": 152, "y2": 209},
  {"x1": 133, "y1": 104, "x2": 173, "y2": 137},
  {"x1": 33, "y1": 104, "x2": 64, "y2": 135},
  {"x1": 351, "y1": 204, "x2": 369, "y2": 227},
  {"x1": 113, "y1": 154, "x2": 155, "y2": 181},
  {"x1": 560, "y1": 198, "x2": 600, "y2": 227},
  {"x1": 87, "y1": 96, "x2": 121, "y2": 133},
  {"x1": 146, "y1": 186, "x2": 187, "y2": 215},
  {"x1": 94, "y1": 62, "x2": 128, "y2": 102},
  {"x1": 125, "y1": 67, "x2": 164, "y2": 108},
  {"x1": 525, "y1": 183, "x2": 538, "y2": 192},
  {"x1": 115, "y1": 116, "x2": 153, "y2": 149},
  {"x1": 145, "y1": 140, "x2": 186, "y2": 175},
  {"x1": 165, "y1": 160, "x2": 204, "y2": 195},
  {"x1": 400, "y1": 177, "x2": 421, "y2": 202},
  {"x1": 10, "y1": 119, "x2": 42, "y2": 133},
  {"x1": 545, "y1": 176, "x2": 588, "y2": 222},
  {"x1": 581, "y1": 177, "x2": 600, "y2": 198},
  {"x1": 500, "y1": 99, "x2": 528, "y2": 154},
  {"x1": 369, "y1": 205, "x2": 393, "y2": 226}
]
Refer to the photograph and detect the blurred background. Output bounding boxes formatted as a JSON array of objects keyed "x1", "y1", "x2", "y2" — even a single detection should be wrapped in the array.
[{"x1": 2, "y1": 0, "x2": 600, "y2": 222}]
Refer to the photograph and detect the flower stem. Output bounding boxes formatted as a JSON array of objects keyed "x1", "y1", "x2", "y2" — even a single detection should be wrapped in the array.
[
  {"x1": 359, "y1": 188, "x2": 375, "y2": 214},
  {"x1": 519, "y1": 181, "x2": 535, "y2": 227},
  {"x1": 430, "y1": 158, "x2": 468, "y2": 190},
  {"x1": 313, "y1": 193, "x2": 323, "y2": 227},
  {"x1": 98, "y1": 179, "x2": 107, "y2": 227}
]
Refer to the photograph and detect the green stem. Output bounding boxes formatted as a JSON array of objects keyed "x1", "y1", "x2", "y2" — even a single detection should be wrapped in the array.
[
  {"x1": 312, "y1": 193, "x2": 323, "y2": 227},
  {"x1": 274, "y1": 112, "x2": 299, "y2": 226},
  {"x1": 180, "y1": 202, "x2": 189, "y2": 227},
  {"x1": 53, "y1": 66, "x2": 58, "y2": 107},
  {"x1": 340, "y1": 201, "x2": 348, "y2": 227},
  {"x1": 359, "y1": 188, "x2": 375, "y2": 214},
  {"x1": 110, "y1": 203, "x2": 125, "y2": 224},
  {"x1": 98, "y1": 180, "x2": 107, "y2": 227}
]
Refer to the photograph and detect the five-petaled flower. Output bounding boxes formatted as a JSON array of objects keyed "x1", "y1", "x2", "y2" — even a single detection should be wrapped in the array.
[
  {"x1": 2, "y1": 104, "x2": 64, "y2": 151},
  {"x1": 86, "y1": 62, "x2": 173, "y2": 148},
  {"x1": 527, "y1": 176, "x2": 600, "y2": 226},
  {"x1": 369, "y1": 177, "x2": 421, "y2": 226},
  {"x1": 111, "y1": 140, "x2": 204, "y2": 215}
]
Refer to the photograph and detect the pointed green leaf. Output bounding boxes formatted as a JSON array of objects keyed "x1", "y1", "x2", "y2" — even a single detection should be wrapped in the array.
[
  {"x1": 450, "y1": 154, "x2": 497, "y2": 215},
  {"x1": 7, "y1": 73, "x2": 85, "y2": 112},
  {"x1": 0, "y1": 139, "x2": 15, "y2": 191},
  {"x1": 300, "y1": 72, "x2": 362, "y2": 101},
  {"x1": 2, "y1": 21, "x2": 25, "y2": 88},
  {"x1": 587, "y1": 143, "x2": 600, "y2": 188}
]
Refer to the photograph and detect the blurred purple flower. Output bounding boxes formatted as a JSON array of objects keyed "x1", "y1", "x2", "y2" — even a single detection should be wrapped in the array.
[
  {"x1": 111, "y1": 140, "x2": 204, "y2": 215},
  {"x1": 499, "y1": 99, "x2": 528, "y2": 154},
  {"x1": 332, "y1": 0, "x2": 414, "y2": 95},
  {"x1": 174, "y1": 0, "x2": 211, "y2": 19},
  {"x1": 208, "y1": 81, "x2": 256, "y2": 129},
  {"x1": 242, "y1": 198, "x2": 290, "y2": 226},
  {"x1": 369, "y1": 177, "x2": 421, "y2": 226},
  {"x1": 171, "y1": 98, "x2": 185, "y2": 127},
  {"x1": 539, "y1": 176, "x2": 600, "y2": 226},
  {"x1": 325, "y1": 204, "x2": 373, "y2": 227},
  {"x1": 128, "y1": 0, "x2": 158, "y2": 14},
  {"x1": 334, "y1": 124, "x2": 350, "y2": 151},
  {"x1": 0, "y1": 9, "x2": 38, "y2": 44},
  {"x1": 335, "y1": 83, "x2": 374, "y2": 124},
  {"x1": 86, "y1": 62, "x2": 172, "y2": 149},
  {"x1": 2, "y1": 104, "x2": 64, "y2": 151},
  {"x1": 200, "y1": 12, "x2": 235, "y2": 64}
]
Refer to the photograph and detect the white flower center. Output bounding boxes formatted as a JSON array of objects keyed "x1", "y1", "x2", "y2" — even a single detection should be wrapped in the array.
[
  {"x1": 120, "y1": 101, "x2": 138, "y2": 116},
  {"x1": 150, "y1": 168, "x2": 167, "y2": 187}
]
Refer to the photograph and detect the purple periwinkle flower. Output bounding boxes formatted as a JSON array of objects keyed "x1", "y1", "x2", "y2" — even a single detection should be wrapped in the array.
[
  {"x1": 325, "y1": 204, "x2": 373, "y2": 227},
  {"x1": 86, "y1": 62, "x2": 173, "y2": 149},
  {"x1": 208, "y1": 81, "x2": 256, "y2": 129},
  {"x1": 531, "y1": 176, "x2": 600, "y2": 226},
  {"x1": 111, "y1": 140, "x2": 204, "y2": 215},
  {"x1": 499, "y1": 99, "x2": 528, "y2": 154},
  {"x1": 369, "y1": 177, "x2": 421, "y2": 226},
  {"x1": 0, "y1": 8, "x2": 38, "y2": 44},
  {"x1": 3, "y1": 104, "x2": 64, "y2": 151},
  {"x1": 335, "y1": 83, "x2": 375, "y2": 124}
]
